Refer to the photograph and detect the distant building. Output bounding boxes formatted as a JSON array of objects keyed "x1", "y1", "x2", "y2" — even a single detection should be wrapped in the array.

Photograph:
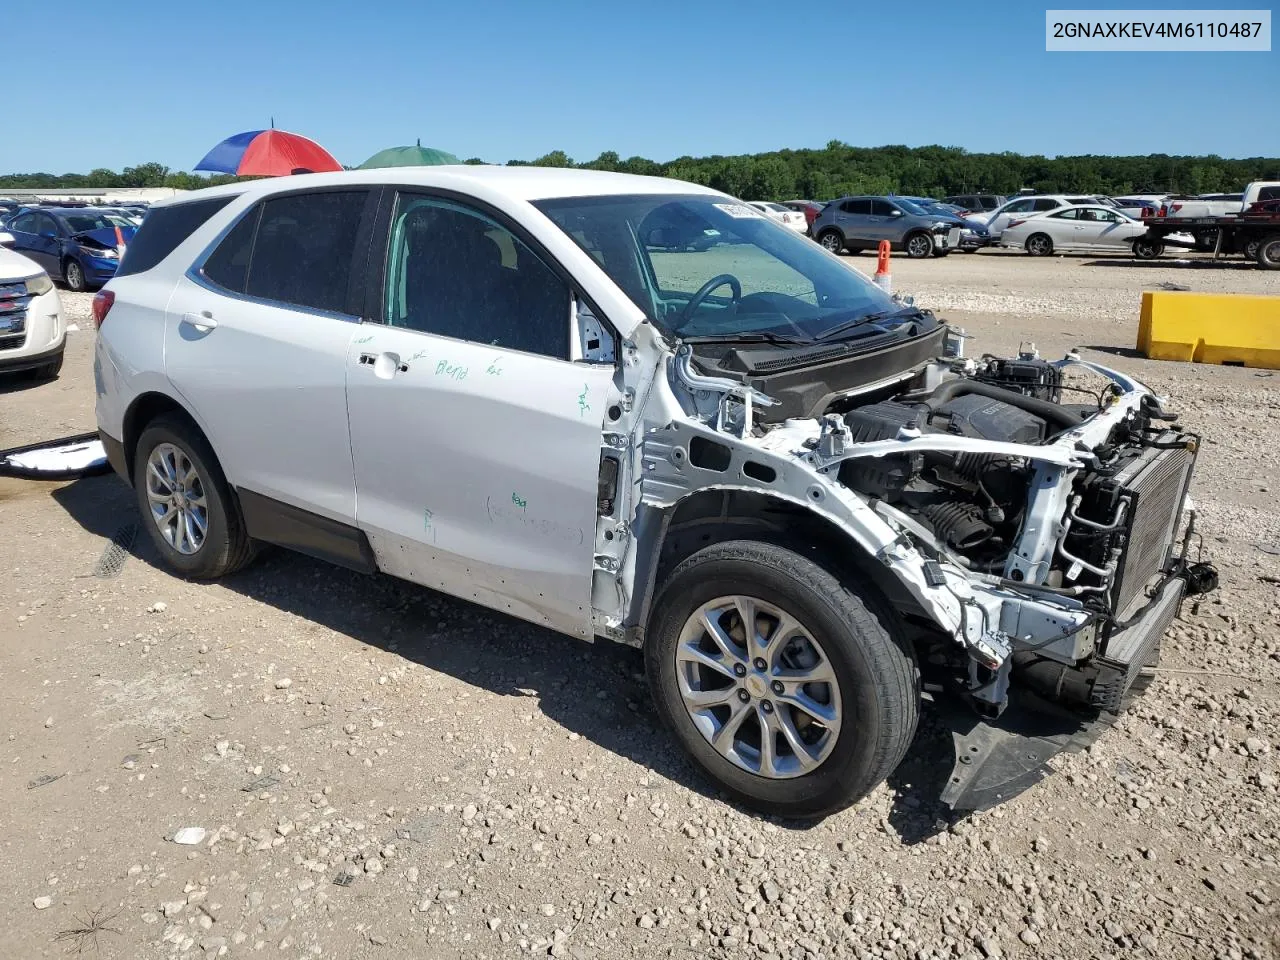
[{"x1": 0, "y1": 187, "x2": 186, "y2": 205}]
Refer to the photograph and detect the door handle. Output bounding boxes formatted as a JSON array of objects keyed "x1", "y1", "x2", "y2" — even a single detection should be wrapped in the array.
[
  {"x1": 359, "y1": 352, "x2": 408, "y2": 379},
  {"x1": 181, "y1": 311, "x2": 217, "y2": 332}
]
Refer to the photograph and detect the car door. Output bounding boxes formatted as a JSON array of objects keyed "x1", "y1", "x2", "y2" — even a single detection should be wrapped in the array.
[
  {"x1": 835, "y1": 199, "x2": 873, "y2": 247},
  {"x1": 164, "y1": 188, "x2": 375, "y2": 530},
  {"x1": 1042, "y1": 208, "x2": 1083, "y2": 248},
  {"x1": 11, "y1": 212, "x2": 59, "y2": 275},
  {"x1": 865, "y1": 199, "x2": 903, "y2": 244},
  {"x1": 345, "y1": 189, "x2": 616, "y2": 639},
  {"x1": 989, "y1": 198, "x2": 1035, "y2": 236},
  {"x1": 1086, "y1": 207, "x2": 1142, "y2": 248}
]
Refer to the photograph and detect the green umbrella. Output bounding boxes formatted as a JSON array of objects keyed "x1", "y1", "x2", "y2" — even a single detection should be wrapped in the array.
[{"x1": 357, "y1": 139, "x2": 460, "y2": 169}]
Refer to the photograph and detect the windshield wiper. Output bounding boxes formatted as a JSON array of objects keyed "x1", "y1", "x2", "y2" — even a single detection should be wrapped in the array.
[
  {"x1": 813, "y1": 306, "x2": 924, "y2": 342},
  {"x1": 680, "y1": 331, "x2": 811, "y2": 345}
]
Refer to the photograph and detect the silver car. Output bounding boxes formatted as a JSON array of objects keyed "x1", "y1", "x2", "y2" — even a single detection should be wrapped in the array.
[
  {"x1": 94, "y1": 168, "x2": 1212, "y2": 817},
  {"x1": 810, "y1": 196, "x2": 962, "y2": 258}
]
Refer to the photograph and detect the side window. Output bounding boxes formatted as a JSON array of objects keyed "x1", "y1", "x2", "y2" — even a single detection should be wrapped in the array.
[
  {"x1": 37, "y1": 214, "x2": 60, "y2": 236},
  {"x1": 1257, "y1": 185, "x2": 1280, "y2": 202},
  {"x1": 1049, "y1": 208, "x2": 1079, "y2": 220},
  {"x1": 1034, "y1": 199, "x2": 1060, "y2": 211},
  {"x1": 841, "y1": 199, "x2": 871, "y2": 215},
  {"x1": 118, "y1": 196, "x2": 235, "y2": 278},
  {"x1": 869, "y1": 200, "x2": 897, "y2": 217},
  {"x1": 201, "y1": 206, "x2": 260, "y2": 294},
  {"x1": 383, "y1": 193, "x2": 571, "y2": 360},
  {"x1": 246, "y1": 191, "x2": 367, "y2": 313},
  {"x1": 1005, "y1": 199, "x2": 1034, "y2": 214},
  {"x1": 9, "y1": 213, "x2": 33, "y2": 233}
]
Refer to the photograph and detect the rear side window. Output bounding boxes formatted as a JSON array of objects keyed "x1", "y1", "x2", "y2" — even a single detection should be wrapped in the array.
[
  {"x1": 247, "y1": 192, "x2": 367, "y2": 313},
  {"x1": 1034, "y1": 199, "x2": 1061, "y2": 211},
  {"x1": 116, "y1": 196, "x2": 234, "y2": 277},
  {"x1": 1258, "y1": 185, "x2": 1280, "y2": 202},
  {"x1": 840, "y1": 199, "x2": 872, "y2": 215},
  {"x1": 200, "y1": 191, "x2": 368, "y2": 314}
]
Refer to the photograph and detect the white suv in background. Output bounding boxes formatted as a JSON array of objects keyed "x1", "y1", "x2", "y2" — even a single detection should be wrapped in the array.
[{"x1": 0, "y1": 245, "x2": 65, "y2": 379}]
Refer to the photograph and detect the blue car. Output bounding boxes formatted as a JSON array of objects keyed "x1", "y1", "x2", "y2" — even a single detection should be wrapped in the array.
[
  {"x1": 901, "y1": 197, "x2": 992, "y2": 252},
  {"x1": 3, "y1": 206, "x2": 137, "y2": 291}
]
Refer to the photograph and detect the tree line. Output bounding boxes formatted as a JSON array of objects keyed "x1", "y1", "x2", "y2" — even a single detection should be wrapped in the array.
[{"x1": 4, "y1": 143, "x2": 1277, "y2": 199}]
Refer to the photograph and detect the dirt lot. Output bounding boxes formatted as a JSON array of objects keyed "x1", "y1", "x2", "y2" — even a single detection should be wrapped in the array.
[{"x1": 1, "y1": 250, "x2": 1278, "y2": 960}]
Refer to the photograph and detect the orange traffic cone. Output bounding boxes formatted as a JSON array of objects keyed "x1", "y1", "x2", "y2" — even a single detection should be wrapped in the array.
[{"x1": 873, "y1": 240, "x2": 892, "y2": 295}]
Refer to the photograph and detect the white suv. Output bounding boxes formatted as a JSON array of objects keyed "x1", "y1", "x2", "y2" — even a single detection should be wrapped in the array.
[
  {"x1": 0, "y1": 245, "x2": 65, "y2": 379},
  {"x1": 94, "y1": 168, "x2": 1211, "y2": 816}
]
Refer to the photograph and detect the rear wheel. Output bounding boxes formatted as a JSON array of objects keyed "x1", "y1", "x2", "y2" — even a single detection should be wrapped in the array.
[
  {"x1": 904, "y1": 232, "x2": 933, "y2": 259},
  {"x1": 1243, "y1": 237, "x2": 1263, "y2": 261},
  {"x1": 1025, "y1": 233, "x2": 1053, "y2": 257},
  {"x1": 1132, "y1": 237, "x2": 1164, "y2": 260},
  {"x1": 817, "y1": 230, "x2": 845, "y2": 254},
  {"x1": 133, "y1": 415, "x2": 255, "y2": 579},
  {"x1": 1256, "y1": 234, "x2": 1280, "y2": 270},
  {"x1": 646, "y1": 540, "x2": 919, "y2": 818},
  {"x1": 63, "y1": 259, "x2": 86, "y2": 292}
]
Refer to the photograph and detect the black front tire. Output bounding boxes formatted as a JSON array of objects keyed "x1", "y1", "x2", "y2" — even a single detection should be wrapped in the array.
[
  {"x1": 63, "y1": 259, "x2": 87, "y2": 292},
  {"x1": 1132, "y1": 237, "x2": 1164, "y2": 260},
  {"x1": 904, "y1": 232, "x2": 933, "y2": 259},
  {"x1": 645, "y1": 540, "x2": 919, "y2": 818},
  {"x1": 133, "y1": 414, "x2": 255, "y2": 580}
]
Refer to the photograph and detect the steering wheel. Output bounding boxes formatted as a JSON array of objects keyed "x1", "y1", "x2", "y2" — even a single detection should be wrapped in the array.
[{"x1": 680, "y1": 274, "x2": 742, "y2": 323}]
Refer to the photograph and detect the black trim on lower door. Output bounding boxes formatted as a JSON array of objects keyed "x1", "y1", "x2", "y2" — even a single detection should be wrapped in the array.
[{"x1": 237, "y1": 489, "x2": 377, "y2": 575}]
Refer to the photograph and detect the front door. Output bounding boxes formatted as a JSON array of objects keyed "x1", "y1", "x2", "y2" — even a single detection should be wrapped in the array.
[
  {"x1": 9, "y1": 212, "x2": 59, "y2": 275},
  {"x1": 164, "y1": 189, "x2": 374, "y2": 524},
  {"x1": 346, "y1": 191, "x2": 614, "y2": 639}
]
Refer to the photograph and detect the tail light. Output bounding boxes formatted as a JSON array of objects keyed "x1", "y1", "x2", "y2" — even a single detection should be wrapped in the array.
[
  {"x1": 91, "y1": 289, "x2": 115, "y2": 329},
  {"x1": 1170, "y1": 203, "x2": 1182, "y2": 214}
]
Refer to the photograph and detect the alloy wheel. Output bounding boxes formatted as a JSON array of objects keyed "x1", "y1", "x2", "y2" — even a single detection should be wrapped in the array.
[
  {"x1": 674, "y1": 595, "x2": 842, "y2": 779},
  {"x1": 906, "y1": 235, "x2": 931, "y2": 258},
  {"x1": 145, "y1": 443, "x2": 209, "y2": 555},
  {"x1": 820, "y1": 232, "x2": 842, "y2": 252}
]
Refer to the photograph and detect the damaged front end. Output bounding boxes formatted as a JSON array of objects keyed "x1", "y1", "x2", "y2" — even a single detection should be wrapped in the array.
[{"x1": 604, "y1": 317, "x2": 1216, "y2": 812}]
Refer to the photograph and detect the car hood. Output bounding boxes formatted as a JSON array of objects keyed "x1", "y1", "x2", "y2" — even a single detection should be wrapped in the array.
[
  {"x1": 74, "y1": 226, "x2": 136, "y2": 248},
  {"x1": 0, "y1": 246, "x2": 44, "y2": 282}
]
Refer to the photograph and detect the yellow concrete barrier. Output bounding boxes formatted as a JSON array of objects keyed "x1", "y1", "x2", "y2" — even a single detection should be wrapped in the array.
[{"x1": 1138, "y1": 291, "x2": 1280, "y2": 369}]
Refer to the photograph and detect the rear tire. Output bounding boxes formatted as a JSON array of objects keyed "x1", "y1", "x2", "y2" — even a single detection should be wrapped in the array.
[
  {"x1": 817, "y1": 230, "x2": 845, "y2": 254},
  {"x1": 645, "y1": 540, "x2": 919, "y2": 818},
  {"x1": 1243, "y1": 237, "x2": 1263, "y2": 262},
  {"x1": 904, "y1": 232, "x2": 933, "y2": 259},
  {"x1": 63, "y1": 259, "x2": 87, "y2": 292},
  {"x1": 1256, "y1": 234, "x2": 1280, "y2": 270},
  {"x1": 1025, "y1": 233, "x2": 1053, "y2": 257},
  {"x1": 133, "y1": 414, "x2": 254, "y2": 580}
]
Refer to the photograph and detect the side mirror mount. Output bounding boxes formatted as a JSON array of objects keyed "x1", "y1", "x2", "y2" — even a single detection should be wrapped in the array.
[{"x1": 572, "y1": 297, "x2": 616, "y2": 365}]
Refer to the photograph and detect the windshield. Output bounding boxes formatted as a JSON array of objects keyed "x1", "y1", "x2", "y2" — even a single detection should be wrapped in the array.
[
  {"x1": 533, "y1": 194, "x2": 899, "y2": 340},
  {"x1": 893, "y1": 198, "x2": 932, "y2": 216},
  {"x1": 62, "y1": 213, "x2": 132, "y2": 233}
]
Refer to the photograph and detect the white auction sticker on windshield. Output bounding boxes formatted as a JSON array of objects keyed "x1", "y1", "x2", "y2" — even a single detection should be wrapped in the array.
[{"x1": 713, "y1": 203, "x2": 763, "y2": 219}]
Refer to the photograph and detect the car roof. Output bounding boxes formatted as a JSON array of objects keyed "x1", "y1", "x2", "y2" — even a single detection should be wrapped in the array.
[{"x1": 150, "y1": 166, "x2": 723, "y2": 210}]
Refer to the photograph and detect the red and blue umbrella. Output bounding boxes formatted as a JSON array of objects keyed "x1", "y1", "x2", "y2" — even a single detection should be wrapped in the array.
[{"x1": 195, "y1": 129, "x2": 343, "y2": 177}]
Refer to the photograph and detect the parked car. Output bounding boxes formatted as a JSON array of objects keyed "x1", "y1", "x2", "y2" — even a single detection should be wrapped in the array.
[
  {"x1": 941, "y1": 194, "x2": 1005, "y2": 213},
  {"x1": 747, "y1": 201, "x2": 808, "y2": 233},
  {"x1": 779, "y1": 200, "x2": 826, "y2": 233},
  {"x1": 966, "y1": 194, "x2": 1107, "y2": 238},
  {"x1": 1111, "y1": 197, "x2": 1163, "y2": 219},
  {"x1": 1000, "y1": 204, "x2": 1148, "y2": 256},
  {"x1": 93, "y1": 168, "x2": 1211, "y2": 816},
  {"x1": 4, "y1": 206, "x2": 137, "y2": 291},
  {"x1": 0, "y1": 245, "x2": 65, "y2": 379},
  {"x1": 908, "y1": 199, "x2": 992, "y2": 252},
  {"x1": 811, "y1": 195, "x2": 962, "y2": 258}
]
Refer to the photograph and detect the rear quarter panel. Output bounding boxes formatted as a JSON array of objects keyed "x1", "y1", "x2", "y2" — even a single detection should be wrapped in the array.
[{"x1": 94, "y1": 271, "x2": 179, "y2": 442}]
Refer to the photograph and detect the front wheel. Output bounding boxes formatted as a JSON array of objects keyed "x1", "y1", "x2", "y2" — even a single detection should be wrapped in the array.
[
  {"x1": 1132, "y1": 237, "x2": 1164, "y2": 260},
  {"x1": 63, "y1": 259, "x2": 87, "y2": 292},
  {"x1": 645, "y1": 540, "x2": 919, "y2": 818},
  {"x1": 904, "y1": 232, "x2": 933, "y2": 259},
  {"x1": 817, "y1": 230, "x2": 845, "y2": 254},
  {"x1": 133, "y1": 415, "x2": 255, "y2": 579},
  {"x1": 1025, "y1": 233, "x2": 1053, "y2": 257}
]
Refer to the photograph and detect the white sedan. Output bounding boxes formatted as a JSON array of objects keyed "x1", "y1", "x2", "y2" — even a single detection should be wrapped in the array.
[
  {"x1": 747, "y1": 201, "x2": 808, "y2": 233},
  {"x1": 1001, "y1": 204, "x2": 1148, "y2": 256}
]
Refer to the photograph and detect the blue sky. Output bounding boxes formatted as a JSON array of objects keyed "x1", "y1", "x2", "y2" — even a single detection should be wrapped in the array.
[{"x1": 3, "y1": 0, "x2": 1275, "y2": 173}]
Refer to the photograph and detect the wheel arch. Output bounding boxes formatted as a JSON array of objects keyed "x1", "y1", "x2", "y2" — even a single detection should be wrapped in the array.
[
  {"x1": 624, "y1": 488, "x2": 920, "y2": 647},
  {"x1": 120, "y1": 391, "x2": 210, "y2": 484}
]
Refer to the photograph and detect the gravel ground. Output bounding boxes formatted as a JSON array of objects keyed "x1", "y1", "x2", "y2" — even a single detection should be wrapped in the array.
[{"x1": 1, "y1": 250, "x2": 1278, "y2": 960}]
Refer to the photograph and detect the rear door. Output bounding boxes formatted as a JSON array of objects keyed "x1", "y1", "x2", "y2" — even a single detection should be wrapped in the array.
[
  {"x1": 835, "y1": 198, "x2": 873, "y2": 246},
  {"x1": 344, "y1": 189, "x2": 615, "y2": 638},
  {"x1": 164, "y1": 188, "x2": 375, "y2": 527}
]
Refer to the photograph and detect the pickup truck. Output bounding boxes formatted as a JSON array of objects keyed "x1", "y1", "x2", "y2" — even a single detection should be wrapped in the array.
[
  {"x1": 1137, "y1": 206, "x2": 1280, "y2": 267},
  {"x1": 1158, "y1": 182, "x2": 1280, "y2": 250}
]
